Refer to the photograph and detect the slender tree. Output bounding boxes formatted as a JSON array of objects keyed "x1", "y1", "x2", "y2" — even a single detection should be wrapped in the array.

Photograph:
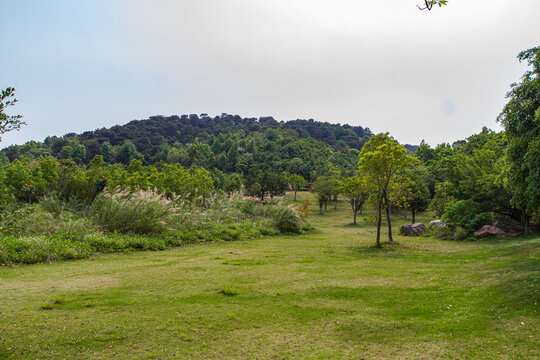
[
  {"x1": 312, "y1": 176, "x2": 334, "y2": 214},
  {"x1": 339, "y1": 176, "x2": 370, "y2": 225},
  {"x1": 287, "y1": 173, "x2": 306, "y2": 201},
  {"x1": 358, "y1": 133, "x2": 417, "y2": 247}
]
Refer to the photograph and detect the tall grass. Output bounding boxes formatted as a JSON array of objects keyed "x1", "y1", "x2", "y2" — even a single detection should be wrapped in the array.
[
  {"x1": 91, "y1": 189, "x2": 174, "y2": 234},
  {"x1": 0, "y1": 190, "x2": 310, "y2": 265}
]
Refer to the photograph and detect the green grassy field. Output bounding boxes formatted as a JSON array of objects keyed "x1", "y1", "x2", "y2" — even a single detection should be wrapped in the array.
[{"x1": 0, "y1": 194, "x2": 538, "y2": 359}]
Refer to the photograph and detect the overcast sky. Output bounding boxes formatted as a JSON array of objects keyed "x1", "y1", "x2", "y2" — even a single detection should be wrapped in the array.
[{"x1": 1, "y1": 0, "x2": 538, "y2": 148}]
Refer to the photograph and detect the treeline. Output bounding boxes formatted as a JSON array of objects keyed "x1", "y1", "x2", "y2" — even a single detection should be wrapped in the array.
[
  {"x1": 0, "y1": 115, "x2": 377, "y2": 180},
  {"x1": 310, "y1": 127, "x2": 538, "y2": 242}
]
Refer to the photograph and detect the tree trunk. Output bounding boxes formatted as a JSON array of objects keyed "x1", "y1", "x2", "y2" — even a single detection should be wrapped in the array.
[
  {"x1": 412, "y1": 210, "x2": 416, "y2": 224},
  {"x1": 324, "y1": 200, "x2": 327, "y2": 211},
  {"x1": 353, "y1": 210, "x2": 357, "y2": 225},
  {"x1": 319, "y1": 200, "x2": 323, "y2": 214},
  {"x1": 524, "y1": 212, "x2": 531, "y2": 235},
  {"x1": 294, "y1": 190, "x2": 297, "y2": 201},
  {"x1": 384, "y1": 192, "x2": 394, "y2": 243},
  {"x1": 376, "y1": 199, "x2": 382, "y2": 248},
  {"x1": 334, "y1": 197, "x2": 338, "y2": 210}
]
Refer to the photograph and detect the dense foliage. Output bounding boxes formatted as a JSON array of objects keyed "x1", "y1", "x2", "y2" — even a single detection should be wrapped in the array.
[
  {"x1": 1, "y1": 115, "x2": 377, "y2": 181},
  {"x1": 497, "y1": 47, "x2": 540, "y2": 234}
]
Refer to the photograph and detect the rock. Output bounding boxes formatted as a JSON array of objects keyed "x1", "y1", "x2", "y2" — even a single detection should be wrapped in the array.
[
  {"x1": 473, "y1": 225, "x2": 507, "y2": 238},
  {"x1": 492, "y1": 218, "x2": 522, "y2": 234},
  {"x1": 401, "y1": 223, "x2": 427, "y2": 236},
  {"x1": 429, "y1": 219, "x2": 445, "y2": 228}
]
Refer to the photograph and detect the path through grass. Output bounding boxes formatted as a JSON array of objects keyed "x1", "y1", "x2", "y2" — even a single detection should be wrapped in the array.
[{"x1": 0, "y1": 195, "x2": 538, "y2": 359}]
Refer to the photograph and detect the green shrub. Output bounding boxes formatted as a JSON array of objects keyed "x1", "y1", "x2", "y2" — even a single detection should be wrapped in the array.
[
  {"x1": 451, "y1": 227, "x2": 469, "y2": 241},
  {"x1": 40, "y1": 192, "x2": 64, "y2": 218},
  {"x1": 267, "y1": 205, "x2": 304, "y2": 233},
  {"x1": 91, "y1": 190, "x2": 173, "y2": 234},
  {"x1": 219, "y1": 286, "x2": 239, "y2": 296},
  {"x1": 441, "y1": 200, "x2": 493, "y2": 236}
]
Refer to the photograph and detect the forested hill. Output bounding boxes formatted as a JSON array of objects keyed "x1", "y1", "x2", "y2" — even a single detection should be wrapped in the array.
[
  {"x1": 77, "y1": 114, "x2": 372, "y2": 152},
  {"x1": 0, "y1": 114, "x2": 418, "y2": 180}
]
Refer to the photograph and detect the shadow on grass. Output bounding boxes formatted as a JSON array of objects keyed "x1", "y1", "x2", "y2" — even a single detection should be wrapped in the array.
[
  {"x1": 348, "y1": 241, "x2": 410, "y2": 255},
  {"x1": 342, "y1": 223, "x2": 362, "y2": 228}
]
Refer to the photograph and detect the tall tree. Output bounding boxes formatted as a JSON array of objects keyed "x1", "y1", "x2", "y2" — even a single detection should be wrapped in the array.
[
  {"x1": 358, "y1": 133, "x2": 417, "y2": 247},
  {"x1": 0, "y1": 87, "x2": 26, "y2": 142},
  {"x1": 497, "y1": 47, "x2": 540, "y2": 234}
]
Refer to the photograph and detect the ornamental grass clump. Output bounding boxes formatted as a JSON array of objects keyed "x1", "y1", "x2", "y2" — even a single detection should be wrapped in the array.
[{"x1": 91, "y1": 188, "x2": 175, "y2": 234}]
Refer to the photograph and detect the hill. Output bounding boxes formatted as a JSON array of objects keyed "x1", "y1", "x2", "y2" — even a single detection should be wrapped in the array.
[{"x1": 1, "y1": 115, "x2": 378, "y2": 179}]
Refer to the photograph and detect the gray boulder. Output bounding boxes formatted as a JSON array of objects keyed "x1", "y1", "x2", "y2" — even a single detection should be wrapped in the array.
[
  {"x1": 429, "y1": 219, "x2": 445, "y2": 228},
  {"x1": 401, "y1": 223, "x2": 427, "y2": 236}
]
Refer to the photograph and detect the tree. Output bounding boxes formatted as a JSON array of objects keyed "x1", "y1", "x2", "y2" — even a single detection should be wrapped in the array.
[
  {"x1": 358, "y1": 133, "x2": 417, "y2": 247},
  {"x1": 405, "y1": 167, "x2": 430, "y2": 224},
  {"x1": 116, "y1": 140, "x2": 144, "y2": 165},
  {"x1": 267, "y1": 172, "x2": 289, "y2": 200},
  {"x1": 312, "y1": 176, "x2": 335, "y2": 214},
  {"x1": 0, "y1": 87, "x2": 26, "y2": 142},
  {"x1": 339, "y1": 176, "x2": 370, "y2": 225},
  {"x1": 246, "y1": 170, "x2": 287, "y2": 201},
  {"x1": 223, "y1": 173, "x2": 243, "y2": 196},
  {"x1": 287, "y1": 173, "x2": 306, "y2": 201},
  {"x1": 497, "y1": 46, "x2": 540, "y2": 234}
]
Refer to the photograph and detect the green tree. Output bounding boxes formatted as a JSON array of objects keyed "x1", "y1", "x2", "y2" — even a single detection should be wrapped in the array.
[
  {"x1": 405, "y1": 167, "x2": 430, "y2": 224},
  {"x1": 101, "y1": 141, "x2": 114, "y2": 163},
  {"x1": 312, "y1": 176, "x2": 335, "y2": 214},
  {"x1": 497, "y1": 47, "x2": 540, "y2": 234},
  {"x1": 223, "y1": 173, "x2": 243, "y2": 196},
  {"x1": 287, "y1": 173, "x2": 306, "y2": 201},
  {"x1": 339, "y1": 176, "x2": 370, "y2": 225},
  {"x1": 0, "y1": 87, "x2": 26, "y2": 142},
  {"x1": 430, "y1": 182, "x2": 454, "y2": 218},
  {"x1": 116, "y1": 140, "x2": 144, "y2": 165},
  {"x1": 358, "y1": 133, "x2": 417, "y2": 247}
]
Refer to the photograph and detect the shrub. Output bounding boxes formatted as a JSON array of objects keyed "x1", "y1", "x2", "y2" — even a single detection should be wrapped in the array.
[
  {"x1": 266, "y1": 205, "x2": 305, "y2": 233},
  {"x1": 296, "y1": 199, "x2": 312, "y2": 218},
  {"x1": 40, "y1": 192, "x2": 64, "y2": 218},
  {"x1": 91, "y1": 189, "x2": 174, "y2": 234},
  {"x1": 451, "y1": 227, "x2": 469, "y2": 241},
  {"x1": 441, "y1": 200, "x2": 493, "y2": 236},
  {"x1": 219, "y1": 286, "x2": 239, "y2": 296}
]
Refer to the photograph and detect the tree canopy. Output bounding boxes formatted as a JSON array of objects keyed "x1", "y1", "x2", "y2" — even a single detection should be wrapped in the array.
[
  {"x1": 497, "y1": 46, "x2": 540, "y2": 233},
  {"x1": 358, "y1": 133, "x2": 417, "y2": 247}
]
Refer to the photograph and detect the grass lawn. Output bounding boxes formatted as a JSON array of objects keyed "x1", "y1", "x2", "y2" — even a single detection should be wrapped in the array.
[{"x1": 0, "y1": 193, "x2": 538, "y2": 359}]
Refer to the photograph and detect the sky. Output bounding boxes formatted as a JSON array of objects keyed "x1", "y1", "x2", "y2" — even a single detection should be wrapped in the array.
[{"x1": 1, "y1": 0, "x2": 539, "y2": 148}]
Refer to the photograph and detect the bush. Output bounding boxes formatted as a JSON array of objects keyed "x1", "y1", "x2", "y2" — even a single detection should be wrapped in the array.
[
  {"x1": 91, "y1": 189, "x2": 173, "y2": 234},
  {"x1": 40, "y1": 192, "x2": 63, "y2": 218},
  {"x1": 219, "y1": 286, "x2": 239, "y2": 296},
  {"x1": 441, "y1": 200, "x2": 493, "y2": 236}
]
